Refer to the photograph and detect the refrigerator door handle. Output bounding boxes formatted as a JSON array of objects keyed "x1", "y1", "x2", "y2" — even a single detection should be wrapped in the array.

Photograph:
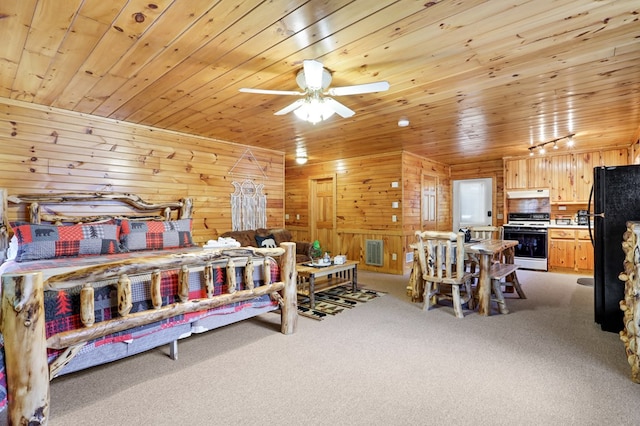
[{"x1": 588, "y1": 185, "x2": 595, "y2": 246}]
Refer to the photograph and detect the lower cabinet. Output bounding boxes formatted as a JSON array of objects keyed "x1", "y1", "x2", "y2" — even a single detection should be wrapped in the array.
[{"x1": 548, "y1": 228, "x2": 593, "y2": 272}]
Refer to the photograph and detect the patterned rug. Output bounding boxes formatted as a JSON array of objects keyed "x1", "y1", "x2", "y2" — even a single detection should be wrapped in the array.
[{"x1": 297, "y1": 286, "x2": 383, "y2": 320}]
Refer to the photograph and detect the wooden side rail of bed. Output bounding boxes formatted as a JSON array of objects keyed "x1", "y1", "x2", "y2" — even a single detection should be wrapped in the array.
[{"x1": 1, "y1": 243, "x2": 297, "y2": 425}]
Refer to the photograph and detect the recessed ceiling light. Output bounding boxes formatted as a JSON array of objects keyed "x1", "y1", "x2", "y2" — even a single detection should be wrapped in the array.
[
  {"x1": 398, "y1": 117, "x2": 409, "y2": 127},
  {"x1": 295, "y1": 155, "x2": 308, "y2": 165}
]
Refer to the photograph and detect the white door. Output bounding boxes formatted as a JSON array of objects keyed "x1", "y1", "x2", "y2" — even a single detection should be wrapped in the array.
[{"x1": 453, "y1": 178, "x2": 493, "y2": 230}]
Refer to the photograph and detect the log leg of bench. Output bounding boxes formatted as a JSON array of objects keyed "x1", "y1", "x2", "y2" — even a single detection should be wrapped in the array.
[
  {"x1": 491, "y1": 278, "x2": 509, "y2": 314},
  {"x1": 507, "y1": 271, "x2": 526, "y2": 299},
  {"x1": 1, "y1": 272, "x2": 50, "y2": 425}
]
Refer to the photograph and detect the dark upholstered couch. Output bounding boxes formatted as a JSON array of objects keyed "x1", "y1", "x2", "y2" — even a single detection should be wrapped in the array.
[{"x1": 220, "y1": 228, "x2": 311, "y2": 263}]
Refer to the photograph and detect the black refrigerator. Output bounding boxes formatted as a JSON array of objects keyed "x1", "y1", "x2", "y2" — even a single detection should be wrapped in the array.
[{"x1": 590, "y1": 165, "x2": 640, "y2": 332}]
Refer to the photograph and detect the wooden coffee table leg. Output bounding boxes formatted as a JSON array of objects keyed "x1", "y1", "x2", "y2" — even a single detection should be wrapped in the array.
[{"x1": 309, "y1": 274, "x2": 316, "y2": 309}]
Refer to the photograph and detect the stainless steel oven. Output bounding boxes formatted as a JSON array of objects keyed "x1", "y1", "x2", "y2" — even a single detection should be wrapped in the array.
[{"x1": 503, "y1": 212, "x2": 549, "y2": 271}]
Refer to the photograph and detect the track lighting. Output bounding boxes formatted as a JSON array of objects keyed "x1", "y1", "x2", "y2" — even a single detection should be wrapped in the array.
[{"x1": 528, "y1": 133, "x2": 576, "y2": 155}]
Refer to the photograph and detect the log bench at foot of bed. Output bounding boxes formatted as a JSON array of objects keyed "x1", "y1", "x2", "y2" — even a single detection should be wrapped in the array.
[{"x1": 0, "y1": 242, "x2": 297, "y2": 425}]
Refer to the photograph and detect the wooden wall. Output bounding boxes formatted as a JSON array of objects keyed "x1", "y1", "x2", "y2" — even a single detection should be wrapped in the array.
[
  {"x1": 285, "y1": 151, "x2": 451, "y2": 275},
  {"x1": 0, "y1": 98, "x2": 285, "y2": 244}
]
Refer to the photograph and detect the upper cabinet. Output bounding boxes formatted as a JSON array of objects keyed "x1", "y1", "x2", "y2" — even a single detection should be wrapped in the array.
[
  {"x1": 504, "y1": 158, "x2": 529, "y2": 189},
  {"x1": 505, "y1": 148, "x2": 629, "y2": 202},
  {"x1": 504, "y1": 157, "x2": 549, "y2": 189}
]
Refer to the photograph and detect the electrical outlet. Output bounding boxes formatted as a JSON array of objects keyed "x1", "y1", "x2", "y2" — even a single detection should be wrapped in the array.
[
  {"x1": 285, "y1": 214, "x2": 290, "y2": 220},
  {"x1": 391, "y1": 253, "x2": 397, "y2": 261},
  {"x1": 392, "y1": 215, "x2": 397, "y2": 222},
  {"x1": 296, "y1": 214, "x2": 300, "y2": 220}
]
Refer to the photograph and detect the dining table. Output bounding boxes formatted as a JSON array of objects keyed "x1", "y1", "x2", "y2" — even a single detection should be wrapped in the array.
[{"x1": 408, "y1": 238, "x2": 519, "y2": 316}]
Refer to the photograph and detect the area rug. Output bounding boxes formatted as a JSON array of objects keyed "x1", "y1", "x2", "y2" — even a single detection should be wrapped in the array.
[{"x1": 297, "y1": 286, "x2": 382, "y2": 320}]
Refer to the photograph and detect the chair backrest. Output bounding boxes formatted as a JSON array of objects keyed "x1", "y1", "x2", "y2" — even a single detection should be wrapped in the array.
[
  {"x1": 469, "y1": 225, "x2": 503, "y2": 240},
  {"x1": 415, "y1": 230, "x2": 466, "y2": 281}
]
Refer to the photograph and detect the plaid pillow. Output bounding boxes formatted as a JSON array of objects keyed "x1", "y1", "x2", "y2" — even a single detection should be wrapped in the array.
[
  {"x1": 119, "y1": 219, "x2": 194, "y2": 252},
  {"x1": 10, "y1": 221, "x2": 122, "y2": 262}
]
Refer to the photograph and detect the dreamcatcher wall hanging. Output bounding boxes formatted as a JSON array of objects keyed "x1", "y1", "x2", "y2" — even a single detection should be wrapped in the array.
[{"x1": 229, "y1": 149, "x2": 268, "y2": 231}]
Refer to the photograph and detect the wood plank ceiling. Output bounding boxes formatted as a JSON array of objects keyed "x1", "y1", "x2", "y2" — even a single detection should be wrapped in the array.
[{"x1": 1, "y1": 0, "x2": 638, "y2": 166}]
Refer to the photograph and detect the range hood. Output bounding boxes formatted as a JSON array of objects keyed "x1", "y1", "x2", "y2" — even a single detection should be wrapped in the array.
[{"x1": 506, "y1": 189, "x2": 550, "y2": 199}]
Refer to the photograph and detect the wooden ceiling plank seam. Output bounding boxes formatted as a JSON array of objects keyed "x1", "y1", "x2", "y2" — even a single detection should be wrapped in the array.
[
  {"x1": 48, "y1": 0, "x2": 175, "y2": 110},
  {"x1": 33, "y1": 0, "x2": 142, "y2": 106},
  {"x1": 11, "y1": 0, "x2": 84, "y2": 102},
  {"x1": 0, "y1": 0, "x2": 38, "y2": 97},
  {"x1": 90, "y1": 0, "x2": 273, "y2": 118},
  {"x1": 69, "y1": 0, "x2": 227, "y2": 113}
]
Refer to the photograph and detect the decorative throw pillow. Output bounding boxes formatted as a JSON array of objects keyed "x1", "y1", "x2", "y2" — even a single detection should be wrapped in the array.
[
  {"x1": 10, "y1": 221, "x2": 121, "y2": 262},
  {"x1": 119, "y1": 219, "x2": 194, "y2": 251},
  {"x1": 255, "y1": 234, "x2": 277, "y2": 248}
]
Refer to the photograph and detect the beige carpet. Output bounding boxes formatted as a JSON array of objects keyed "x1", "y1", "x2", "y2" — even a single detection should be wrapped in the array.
[{"x1": 49, "y1": 270, "x2": 640, "y2": 425}]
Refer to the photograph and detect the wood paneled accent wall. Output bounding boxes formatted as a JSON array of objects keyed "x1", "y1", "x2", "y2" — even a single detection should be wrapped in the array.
[
  {"x1": 0, "y1": 99, "x2": 285, "y2": 243},
  {"x1": 285, "y1": 151, "x2": 451, "y2": 275}
]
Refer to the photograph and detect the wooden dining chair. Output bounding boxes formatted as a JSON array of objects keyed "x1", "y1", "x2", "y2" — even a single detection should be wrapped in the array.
[
  {"x1": 469, "y1": 225, "x2": 503, "y2": 241},
  {"x1": 415, "y1": 230, "x2": 475, "y2": 318}
]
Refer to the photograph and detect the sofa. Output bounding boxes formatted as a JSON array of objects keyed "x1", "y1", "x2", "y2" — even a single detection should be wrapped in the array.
[{"x1": 220, "y1": 228, "x2": 312, "y2": 263}]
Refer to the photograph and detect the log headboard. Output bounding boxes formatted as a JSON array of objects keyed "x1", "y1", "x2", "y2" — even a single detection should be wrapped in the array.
[{"x1": 1, "y1": 190, "x2": 193, "y2": 262}]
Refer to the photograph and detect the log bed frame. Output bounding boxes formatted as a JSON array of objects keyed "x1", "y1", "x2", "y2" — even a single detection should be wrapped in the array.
[{"x1": 0, "y1": 192, "x2": 298, "y2": 425}]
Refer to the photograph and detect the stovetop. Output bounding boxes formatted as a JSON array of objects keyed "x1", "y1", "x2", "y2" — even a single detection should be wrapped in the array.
[{"x1": 505, "y1": 212, "x2": 550, "y2": 228}]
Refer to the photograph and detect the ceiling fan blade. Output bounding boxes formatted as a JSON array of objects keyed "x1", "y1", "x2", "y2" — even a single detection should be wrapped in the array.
[
  {"x1": 303, "y1": 59, "x2": 324, "y2": 89},
  {"x1": 239, "y1": 88, "x2": 303, "y2": 96},
  {"x1": 324, "y1": 98, "x2": 355, "y2": 118},
  {"x1": 327, "y1": 81, "x2": 390, "y2": 96},
  {"x1": 274, "y1": 99, "x2": 305, "y2": 115}
]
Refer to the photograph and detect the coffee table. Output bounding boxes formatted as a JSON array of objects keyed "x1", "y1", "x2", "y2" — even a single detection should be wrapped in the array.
[{"x1": 296, "y1": 260, "x2": 359, "y2": 309}]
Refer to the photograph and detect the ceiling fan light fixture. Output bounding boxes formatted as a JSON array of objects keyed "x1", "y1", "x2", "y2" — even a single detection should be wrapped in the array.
[{"x1": 293, "y1": 97, "x2": 335, "y2": 124}]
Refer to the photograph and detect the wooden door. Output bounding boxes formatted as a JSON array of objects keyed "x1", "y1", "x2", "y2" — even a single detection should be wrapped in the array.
[
  {"x1": 310, "y1": 176, "x2": 336, "y2": 255},
  {"x1": 421, "y1": 174, "x2": 437, "y2": 231}
]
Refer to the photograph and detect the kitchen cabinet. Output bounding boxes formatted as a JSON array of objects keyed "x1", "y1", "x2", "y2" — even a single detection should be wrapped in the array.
[
  {"x1": 504, "y1": 157, "x2": 549, "y2": 189},
  {"x1": 506, "y1": 148, "x2": 629, "y2": 202},
  {"x1": 548, "y1": 228, "x2": 593, "y2": 272}
]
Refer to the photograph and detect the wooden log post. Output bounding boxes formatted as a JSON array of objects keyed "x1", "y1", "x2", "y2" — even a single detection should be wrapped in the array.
[
  {"x1": 117, "y1": 274, "x2": 132, "y2": 316},
  {"x1": 263, "y1": 257, "x2": 271, "y2": 285},
  {"x1": 80, "y1": 284, "x2": 95, "y2": 327},
  {"x1": 29, "y1": 202, "x2": 41, "y2": 224},
  {"x1": 226, "y1": 258, "x2": 236, "y2": 294},
  {"x1": 1, "y1": 272, "x2": 50, "y2": 425},
  {"x1": 151, "y1": 269, "x2": 162, "y2": 309},
  {"x1": 621, "y1": 223, "x2": 640, "y2": 384},
  {"x1": 178, "y1": 265, "x2": 189, "y2": 302},
  {"x1": 180, "y1": 197, "x2": 193, "y2": 219},
  {"x1": 279, "y1": 242, "x2": 297, "y2": 335},
  {"x1": 244, "y1": 256, "x2": 255, "y2": 290},
  {"x1": 204, "y1": 263, "x2": 214, "y2": 298}
]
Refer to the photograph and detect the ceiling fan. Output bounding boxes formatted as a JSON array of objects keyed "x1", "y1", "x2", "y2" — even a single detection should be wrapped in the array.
[{"x1": 239, "y1": 59, "x2": 390, "y2": 124}]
